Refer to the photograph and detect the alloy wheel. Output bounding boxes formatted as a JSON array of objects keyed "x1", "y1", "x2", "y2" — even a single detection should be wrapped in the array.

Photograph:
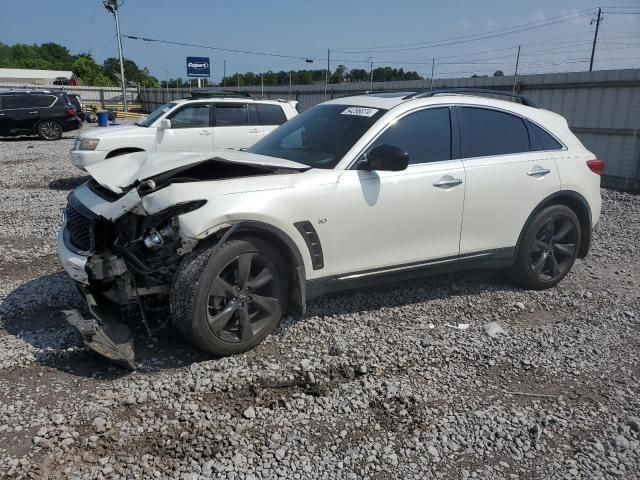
[
  {"x1": 39, "y1": 121, "x2": 61, "y2": 140},
  {"x1": 206, "y1": 253, "x2": 282, "y2": 343},
  {"x1": 530, "y1": 215, "x2": 578, "y2": 281}
]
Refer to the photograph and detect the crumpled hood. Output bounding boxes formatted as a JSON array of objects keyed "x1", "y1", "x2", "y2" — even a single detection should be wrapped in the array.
[{"x1": 85, "y1": 150, "x2": 309, "y2": 194}]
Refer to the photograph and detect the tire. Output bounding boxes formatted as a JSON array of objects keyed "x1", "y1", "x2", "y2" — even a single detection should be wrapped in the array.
[
  {"x1": 36, "y1": 120, "x2": 63, "y2": 141},
  {"x1": 511, "y1": 204, "x2": 581, "y2": 289},
  {"x1": 170, "y1": 236, "x2": 289, "y2": 356}
]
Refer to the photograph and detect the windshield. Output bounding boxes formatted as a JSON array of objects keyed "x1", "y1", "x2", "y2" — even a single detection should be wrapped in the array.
[
  {"x1": 248, "y1": 104, "x2": 387, "y2": 169},
  {"x1": 137, "y1": 102, "x2": 177, "y2": 127}
]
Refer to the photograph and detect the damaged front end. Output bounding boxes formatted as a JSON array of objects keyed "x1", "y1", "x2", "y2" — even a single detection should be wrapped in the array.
[
  {"x1": 57, "y1": 151, "x2": 309, "y2": 368},
  {"x1": 58, "y1": 180, "x2": 205, "y2": 368}
]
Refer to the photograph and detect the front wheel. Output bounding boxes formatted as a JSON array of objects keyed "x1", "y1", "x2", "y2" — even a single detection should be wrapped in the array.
[
  {"x1": 170, "y1": 237, "x2": 288, "y2": 356},
  {"x1": 511, "y1": 205, "x2": 581, "y2": 289},
  {"x1": 37, "y1": 120, "x2": 63, "y2": 140}
]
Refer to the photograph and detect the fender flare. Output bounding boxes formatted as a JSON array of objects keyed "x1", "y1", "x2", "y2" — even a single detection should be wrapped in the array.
[
  {"x1": 515, "y1": 190, "x2": 593, "y2": 259},
  {"x1": 204, "y1": 220, "x2": 308, "y2": 316}
]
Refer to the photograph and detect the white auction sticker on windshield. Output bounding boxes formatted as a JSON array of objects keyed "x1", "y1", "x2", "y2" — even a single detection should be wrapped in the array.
[{"x1": 341, "y1": 107, "x2": 379, "y2": 117}]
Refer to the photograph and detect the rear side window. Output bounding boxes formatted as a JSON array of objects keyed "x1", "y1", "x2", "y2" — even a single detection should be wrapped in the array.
[
  {"x1": 459, "y1": 107, "x2": 530, "y2": 158},
  {"x1": 248, "y1": 104, "x2": 260, "y2": 126},
  {"x1": 370, "y1": 107, "x2": 451, "y2": 164},
  {"x1": 1, "y1": 95, "x2": 28, "y2": 109},
  {"x1": 528, "y1": 121, "x2": 563, "y2": 151},
  {"x1": 215, "y1": 104, "x2": 248, "y2": 126},
  {"x1": 257, "y1": 104, "x2": 287, "y2": 126},
  {"x1": 29, "y1": 95, "x2": 56, "y2": 108}
]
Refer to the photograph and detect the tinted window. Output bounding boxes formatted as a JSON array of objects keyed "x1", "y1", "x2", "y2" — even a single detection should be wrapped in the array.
[
  {"x1": 1, "y1": 95, "x2": 28, "y2": 109},
  {"x1": 528, "y1": 121, "x2": 563, "y2": 151},
  {"x1": 215, "y1": 104, "x2": 248, "y2": 126},
  {"x1": 28, "y1": 95, "x2": 56, "y2": 108},
  {"x1": 168, "y1": 103, "x2": 210, "y2": 128},
  {"x1": 249, "y1": 104, "x2": 387, "y2": 169},
  {"x1": 370, "y1": 107, "x2": 451, "y2": 164},
  {"x1": 258, "y1": 104, "x2": 287, "y2": 125},
  {"x1": 459, "y1": 107, "x2": 530, "y2": 158}
]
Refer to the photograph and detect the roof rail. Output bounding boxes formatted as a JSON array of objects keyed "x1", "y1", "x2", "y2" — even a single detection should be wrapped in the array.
[
  {"x1": 403, "y1": 88, "x2": 537, "y2": 107},
  {"x1": 189, "y1": 89, "x2": 253, "y2": 99}
]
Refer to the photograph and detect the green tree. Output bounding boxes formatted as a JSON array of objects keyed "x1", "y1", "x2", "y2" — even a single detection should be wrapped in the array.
[{"x1": 493, "y1": 70, "x2": 505, "y2": 77}]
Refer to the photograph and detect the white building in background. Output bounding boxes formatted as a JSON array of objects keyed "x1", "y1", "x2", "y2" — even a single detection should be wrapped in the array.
[{"x1": 0, "y1": 68, "x2": 78, "y2": 86}]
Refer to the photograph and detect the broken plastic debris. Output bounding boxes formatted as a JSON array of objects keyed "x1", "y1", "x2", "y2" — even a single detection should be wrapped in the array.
[
  {"x1": 445, "y1": 323, "x2": 470, "y2": 331},
  {"x1": 427, "y1": 323, "x2": 435, "y2": 329},
  {"x1": 483, "y1": 322, "x2": 507, "y2": 338}
]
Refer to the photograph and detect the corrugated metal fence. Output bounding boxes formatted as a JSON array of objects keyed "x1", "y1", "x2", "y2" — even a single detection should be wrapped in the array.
[{"x1": 2, "y1": 69, "x2": 639, "y2": 189}]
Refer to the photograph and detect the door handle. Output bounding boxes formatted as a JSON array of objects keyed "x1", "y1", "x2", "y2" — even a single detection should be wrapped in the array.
[
  {"x1": 29, "y1": 111, "x2": 39, "y2": 114},
  {"x1": 0, "y1": 113, "x2": 5, "y2": 116},
  {"x1": 527, "y1": 168, "x2": 551, "y2": 177},
  {"x1": 199, "y1": 131, "x2": 212, "y2": 136},
  {"x1": 433, "y1": 178, "x2": 463, "y2": 188},
  {"x1": 249, "y1": 128, "x2": 261, "y2": 133}
]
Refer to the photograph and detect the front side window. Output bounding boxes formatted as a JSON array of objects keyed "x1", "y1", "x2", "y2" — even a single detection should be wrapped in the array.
[
  {"x1": 137, "y1": 102, "x2": 177, "y2": 127},
  {"x1": 249, "y1": 104, "x2": 387, "y2": 169},
  {"x1": 459, "y1": 107, "x2": 530, "y2": 158},
  {"x1": 369, "y1": 107, "x2": 451, "y2": 164},
  {"x1": 1, "y1": 95, "x2": 28, "y2": 109},
  {"x1": 257, "y1": 104, "x2": 287, "y2": 126},
  {"x1": 215, "y1": 104, "x2": 248, "y2": 126},
  {"x1": 168, "y1": 103, "x2": 211, "y2": 129}
]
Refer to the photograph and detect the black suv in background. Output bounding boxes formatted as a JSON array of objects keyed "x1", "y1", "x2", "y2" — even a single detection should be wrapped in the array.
[{"x1": 0, "y1": 90, "x2": 82, "y2": 140}]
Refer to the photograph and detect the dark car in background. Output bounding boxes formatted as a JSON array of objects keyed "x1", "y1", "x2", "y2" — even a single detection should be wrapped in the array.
[
  {"x1": 0, "y1": 90, "x2": 81, "y2": 140},
  {"x1": 63, "y1": 92, "x2": 87, "y2": 121}
]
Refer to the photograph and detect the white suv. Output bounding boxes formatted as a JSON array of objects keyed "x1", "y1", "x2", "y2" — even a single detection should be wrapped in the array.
[
  {"x1": 70, "y1": 94, "x2": 298, "y2": 170},
  {"x1": 57, "y1": 89, "x2": 603, "y2": 368}
]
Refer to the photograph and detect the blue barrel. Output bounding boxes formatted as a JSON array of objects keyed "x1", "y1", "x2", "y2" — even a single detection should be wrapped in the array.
[{"x1": 97, "y1": 111, "x2": 109, "y2": 127}]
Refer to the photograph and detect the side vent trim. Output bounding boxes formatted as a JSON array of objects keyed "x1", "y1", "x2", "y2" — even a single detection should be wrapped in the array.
[{"x1": 294, "y1": 221, "x2": 324, "y2": 270}]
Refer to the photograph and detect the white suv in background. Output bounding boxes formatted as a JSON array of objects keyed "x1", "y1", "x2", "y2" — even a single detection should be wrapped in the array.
[
  {"x1": 57, "y1": 89, "x2": 603, "y2": 368},
  {"x1": 70, "y1": 94, "x2": 298, "y2": 170}
]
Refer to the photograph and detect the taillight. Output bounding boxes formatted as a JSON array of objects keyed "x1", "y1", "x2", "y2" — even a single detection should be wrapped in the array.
[
  {"x1": 66, "y1": 107, "x2": 77, "y2": 117},
  {"x1": 586, "y1": 159, "x2": 604, "y2": 175}
]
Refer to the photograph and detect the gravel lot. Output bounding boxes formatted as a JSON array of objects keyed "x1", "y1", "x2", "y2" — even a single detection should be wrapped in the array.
[{"x1": 0, "y1": 125, "x2": 639, "y2": 480}]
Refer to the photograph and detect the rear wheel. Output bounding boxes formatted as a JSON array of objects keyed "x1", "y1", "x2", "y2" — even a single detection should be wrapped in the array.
[
  {"x1": 511, "y1": 205, "x2": 581, "y2": 289},
  {"x1": 171, "y1": 237, "x2": 288, "y2": 356},
  {"x1": 37, "y1": 120, "x2": 62, "y2": 140}
]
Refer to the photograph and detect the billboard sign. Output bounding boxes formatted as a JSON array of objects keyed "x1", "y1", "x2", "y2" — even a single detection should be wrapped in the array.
[{"x1": 186, "y1": 57, "x2": 210, "y2": 77}]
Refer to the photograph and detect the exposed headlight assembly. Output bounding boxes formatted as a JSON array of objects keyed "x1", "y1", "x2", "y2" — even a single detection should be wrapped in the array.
[{"x1": 79, "y1": 138, "x2": 100, "y2": 150}]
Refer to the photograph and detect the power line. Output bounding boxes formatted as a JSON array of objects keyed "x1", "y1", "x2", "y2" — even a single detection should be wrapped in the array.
[
  {"x1": 124, "y1": 34, "x2": 316, "y2": 62},
  {"x1": 332, "y1": 9, "x2": 595, "y2": 53}
]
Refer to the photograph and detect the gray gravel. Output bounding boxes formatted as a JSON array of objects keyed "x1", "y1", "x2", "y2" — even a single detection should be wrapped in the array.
[{"x1": 0, "y1": 127, "x2": 639, "y2": 479}]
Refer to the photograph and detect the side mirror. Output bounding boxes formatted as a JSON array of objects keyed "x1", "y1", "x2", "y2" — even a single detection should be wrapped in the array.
[
  {"x1": 363, "y1": 144, "x2": 409, "y2": 171},
  {"x1": 158, "y1": 118, "x2": 171, "y2": 129}
]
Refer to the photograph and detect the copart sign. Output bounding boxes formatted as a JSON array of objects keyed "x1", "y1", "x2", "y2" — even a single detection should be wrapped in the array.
[{"x1": 186, "y1": 57, "x2": 210, "y2": 77}]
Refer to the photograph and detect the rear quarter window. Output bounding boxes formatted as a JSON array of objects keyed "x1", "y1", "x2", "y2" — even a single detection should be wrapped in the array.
[
  {"x1": 257, "y1": 104, "x2": 287, "y2": 126},
  {"x1": 528, "y1": 121, "x2": 563, "y2": 151},
  {"x1": 28, "y1": 95, "x2": 57, "y2": 108},
  {"x1": 459, "y1": 107, "x2": 531, "y2": 158}
]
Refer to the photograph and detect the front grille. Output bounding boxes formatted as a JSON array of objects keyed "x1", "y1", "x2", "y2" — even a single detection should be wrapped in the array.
[{"x1": 66, "y1": 204, "x2": 94, "y2": 252}]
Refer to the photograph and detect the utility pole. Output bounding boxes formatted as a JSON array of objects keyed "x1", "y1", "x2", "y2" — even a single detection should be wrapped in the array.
[
  {"x1": 222, "y1": 60, "x2": 226, "y2": 88},
  {"x1": 289, "y1": 71, "x2": 292, "y2": 100},
  {"x1": 368, "y1": 57, "x2": 374, "y2": 91},
  {"x1": 237, "y1": 74, "x2": 240, "y2": 92},
  {"x1": 512, "y1": 45, "x2": 521, "y2": 93},
  {"x1": 165, "y1": 69, "x2": 168, "y2": 96},
  {"x1": 430, "y1": 58, "x2": 435, "y2": 90},
  {"x1": 261, "y1": 73, "x2": 264, "y2": 97},
  {"x1": 325, "y1": 49, "x2": 330, "y2": 99},
  {"x1": 103, "y1": 0, "x2": 128, "y2": 112},
  {"x1": 589, "y1": 7, "x2": 602, "y2": 72}
]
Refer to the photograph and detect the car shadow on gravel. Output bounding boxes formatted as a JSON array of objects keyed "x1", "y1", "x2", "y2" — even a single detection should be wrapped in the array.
[
  {"x1": 0, "y1": 135, "x2": 78, "y2": 143},
  {"x1": 48, "y1": 176, "x2": 89, "y2": 191},
  {"x1": 1, "y1": 274, "x2": 212, "y2": 378},
  {"x1": 279, "y1": 267, "x2": 515, "y2": 333}
]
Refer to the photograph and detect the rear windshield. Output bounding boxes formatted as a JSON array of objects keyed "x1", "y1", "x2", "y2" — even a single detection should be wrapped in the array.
[
  {"x1": 249, "y1": 104, "x2": 386, "y2": 169},
  {"x1": 137, "y1": 102, "x2": 177, "y2": 127}
]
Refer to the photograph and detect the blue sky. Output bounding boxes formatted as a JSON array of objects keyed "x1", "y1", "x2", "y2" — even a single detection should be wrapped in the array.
[{"x1": 1, "y1": 0, "x2": 639, "y2": 81}]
